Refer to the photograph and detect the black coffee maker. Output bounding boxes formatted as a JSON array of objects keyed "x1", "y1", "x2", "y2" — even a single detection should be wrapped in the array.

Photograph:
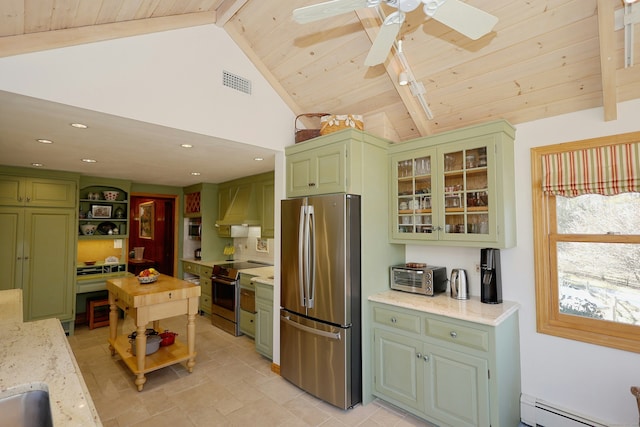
[{"x1": 480, "y1": 248, "x2": 502, "y2": 304}]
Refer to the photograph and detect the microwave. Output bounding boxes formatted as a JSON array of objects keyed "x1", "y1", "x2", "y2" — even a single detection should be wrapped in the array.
[
  {"x1": 188, "y1": 220, "x2": 201, "y2": 239},
  {"x1": 390, "y1": 264, "x2": 447, "y2": 296}
]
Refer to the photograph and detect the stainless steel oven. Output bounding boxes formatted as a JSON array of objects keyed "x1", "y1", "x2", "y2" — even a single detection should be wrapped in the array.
[
  {"x1": 210, "y1": 261, "x2": 273, "y2": 336},
  {"x1": 211, "y1": 265, "x2": 241, "y2": 336}
]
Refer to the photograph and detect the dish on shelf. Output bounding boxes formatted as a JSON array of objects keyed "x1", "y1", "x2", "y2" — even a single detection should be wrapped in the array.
[
  {"x1": 84, "y1": 261, "x2": 96, "y2": 266},
  {"x1": 97, "y1": 222, "x2": 117, "y2": 235},
  {"x1": 80, "y1": 224, "x2": 97, "y2": 235},
  {"x1": 103, "y1": 191, "x2": 120, "y2": 201}
]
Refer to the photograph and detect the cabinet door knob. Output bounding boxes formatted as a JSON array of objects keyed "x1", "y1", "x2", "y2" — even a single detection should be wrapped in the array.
[
  {"x1": 423, "y1": 354, "x2": 429, "y2": 362},
  {"x1": 450, "y1": 331, "x2": 457, "y2": 338},
  {"x1": 17, "y1": 196, "x2": 23, "y2": 202},
  {"x1": 26, "y1": 197, "x2": 31, "y2": 202},
  {"x1": 416, "y1": 352, "x2": 423, "y2": 359},
  {"x1": 390, "y1": 317, "x2": 397, "y2": 323}
]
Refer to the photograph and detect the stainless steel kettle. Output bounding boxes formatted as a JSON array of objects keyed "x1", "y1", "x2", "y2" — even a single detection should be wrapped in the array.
[{"x1": 450, "y1": 269, "x2": 469, "y2": 300}]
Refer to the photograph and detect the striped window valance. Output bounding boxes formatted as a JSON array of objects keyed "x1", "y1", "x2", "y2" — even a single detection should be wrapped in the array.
[{"x1": 542, "y1": 142, "x2": 640, "y2": 196}]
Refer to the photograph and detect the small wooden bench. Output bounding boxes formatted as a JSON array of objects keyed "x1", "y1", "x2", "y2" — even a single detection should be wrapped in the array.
[{"x1": 86, "y1": 297, "x2": 110, "y2": 329}]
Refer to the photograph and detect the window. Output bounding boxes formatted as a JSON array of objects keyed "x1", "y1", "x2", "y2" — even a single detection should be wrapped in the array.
[{"x1": 531, "y1": 133, "x2": 640, "y2": 352}]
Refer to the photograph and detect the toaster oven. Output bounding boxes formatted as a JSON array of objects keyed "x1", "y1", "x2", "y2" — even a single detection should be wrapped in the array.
[{"x1": 390, "y1": 264, "x2": 447, "y2": 296}]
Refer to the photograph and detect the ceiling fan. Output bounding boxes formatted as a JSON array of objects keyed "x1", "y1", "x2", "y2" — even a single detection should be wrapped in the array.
[{"x1": 293, "y1": 0, "x2": 498, "y2": 66}]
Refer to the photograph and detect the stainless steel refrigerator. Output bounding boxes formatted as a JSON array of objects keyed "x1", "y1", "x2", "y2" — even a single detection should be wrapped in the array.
[{"x1": 280, "y1": 193, "x2": 361, "y2": 410}]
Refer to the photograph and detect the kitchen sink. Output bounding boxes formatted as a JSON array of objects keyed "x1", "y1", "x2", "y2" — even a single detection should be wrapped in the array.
[{"x1": 0, "y1": 389, "x2": 53, "y2": 427}]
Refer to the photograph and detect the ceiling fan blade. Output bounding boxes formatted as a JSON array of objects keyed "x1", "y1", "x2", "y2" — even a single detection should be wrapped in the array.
[
  {"x1": 364, "y1": 11, "x2": 404, "y2": 66},
  {"x1": 427, "y1": 0, "x2": 498, "y2": 40},
  {"x1": 293, "y1": 0, "x2": 370, "y2": 24}
]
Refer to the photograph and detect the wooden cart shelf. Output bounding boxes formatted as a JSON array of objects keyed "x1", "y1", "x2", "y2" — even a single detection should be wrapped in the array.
[{"x1": 109, "y1": 335, "x2": 194, "y2": 375}]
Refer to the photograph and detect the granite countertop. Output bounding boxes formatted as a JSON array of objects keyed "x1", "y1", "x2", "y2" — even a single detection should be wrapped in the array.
[
  {"x1": 0, "y1": 318, "x2": 102, "y2": 426},
  {"x1": 238, "y1": 266, "x2": 274, "y2": 279},
  {"x1": 369, "y1": 290, "x2": 519, "y2": 326},
  {"x1": 251, "y1": 276, "x2": 275, "y2": 286}
]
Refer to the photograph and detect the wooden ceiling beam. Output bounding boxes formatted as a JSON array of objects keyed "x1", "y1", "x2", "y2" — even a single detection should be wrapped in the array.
[
  {"x1": 0, "y1": 12, "x2": 216, "y2": 58},
  {"x1": 215, "y1": 0, "x2": 248, "y2": 27},
  {"x1": 597, "y1": 0, "x2": 618, "y2": 121},
  {"x1": 355, "y1": 8, "x2": 433, "y2": 137}
]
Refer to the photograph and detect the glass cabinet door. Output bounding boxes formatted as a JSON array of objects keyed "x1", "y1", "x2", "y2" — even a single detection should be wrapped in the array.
[
  {"x1": 393, "y1": 150, "x2": 435, "y2": 238},
  {"x1": 441, "y1": 144, "x2": 490, "y2": 239}
]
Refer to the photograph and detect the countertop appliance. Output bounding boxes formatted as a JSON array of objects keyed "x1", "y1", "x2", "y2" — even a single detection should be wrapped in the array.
[
  {"x1": 280, "y1": 193, "x2": 361, "y2": 410},
  {"x1": 481, "y1": 248, "x2": 502, "y2": 304},
  {"x1": 390, "y1": 264, "x2": 447, "y2": 296},
  {"x1": 210, "y1": 260, "x2": 272, "y2": 336},
  {"x1": 194, "y1": 248, "x2": 201, "y2": 260},
  {"x1": 450, "y1": 268, "x2": 469, "y2": 300}
]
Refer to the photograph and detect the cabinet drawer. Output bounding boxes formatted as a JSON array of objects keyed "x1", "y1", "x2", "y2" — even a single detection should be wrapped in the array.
[
  {"x1": 256, "y1": 284, "x2": 273, "y2": 301},
  {"x1": 200, "y1": 278, "x2": 212, "y2": 297},
  {"x1": 239, "y1": 274, "x2": 255, "y2": 289},
  {"x1": 201, "y1": 265, "x2": 212, "y2": 278},
  {"x1": 373, "y1": 306, "x2": 421, "y2": 334},
  {"x1": 425, "y1": 318, "x2": 489, "y2": 352},
  {"x1": 183, "y1": 262, "x2": 200, "y2": 275},
  {"x1": 200, "y1": 294, "x2": 211, "y2": 313}
]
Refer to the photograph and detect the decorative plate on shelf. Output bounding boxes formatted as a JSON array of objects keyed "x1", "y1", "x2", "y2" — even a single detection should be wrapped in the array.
[{"x1": 97, "y1": 222, "x2": 117, "y2": 235}]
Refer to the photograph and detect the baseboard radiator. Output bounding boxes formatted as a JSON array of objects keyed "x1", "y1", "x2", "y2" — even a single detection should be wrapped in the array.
[{"x1": 521, "y1": 394, "x2": 610, "y2": 427}]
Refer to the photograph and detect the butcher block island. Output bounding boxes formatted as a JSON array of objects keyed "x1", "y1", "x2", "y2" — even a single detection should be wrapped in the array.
[{"x1": 106, "y1": 274, "x2": 201, "y2": 391}]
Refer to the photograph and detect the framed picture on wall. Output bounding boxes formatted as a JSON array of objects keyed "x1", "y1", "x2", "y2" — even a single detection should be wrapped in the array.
[
  {"x1": 256, "y1": 238, "x2": 269, "y2": 253},
  {"x1": 139, "y1": 201, "x2": 154, "y2": 239},
  {"x1": 91, "y1": 205, "x2": 112, "y2": 219}
]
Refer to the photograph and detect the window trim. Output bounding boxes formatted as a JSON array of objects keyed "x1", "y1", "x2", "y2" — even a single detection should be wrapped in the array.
[{"x1": 531, "y1": 131, "x2": 640, "y2": 353}]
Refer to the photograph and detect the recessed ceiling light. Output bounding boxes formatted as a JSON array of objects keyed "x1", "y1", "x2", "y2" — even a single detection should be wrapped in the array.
[
  {"x1": 81, "y1": 158, "x2": 97, "y2": 163},
  {"x1": 191, "y1": 172, "x2": 201, "y2": 176},
  {"x1": 36, "y1": 139, "x2": 53, "y2": 144},
  {"x1": 71, "y1": 123, "x2": 88, "y2": 129},
  {"x1": 31, "y1": 163, "x2": 44, "y2": 167},
  {"x1": 254, "y1": 157, "x2": 264, "y2": 161},
  {"x1": 181, "y1": 144, "x2": 193, "y2": 148}
]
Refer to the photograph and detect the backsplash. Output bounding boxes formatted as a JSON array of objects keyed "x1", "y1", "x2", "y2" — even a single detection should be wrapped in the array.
[{"x1": 233, "y1": 236, "x2": 274, "y2": 264}]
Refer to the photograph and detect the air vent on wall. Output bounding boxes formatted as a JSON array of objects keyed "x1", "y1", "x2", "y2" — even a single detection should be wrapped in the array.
[{"x1": 223, "y1": 70, "x2": 252, "y2": 94}]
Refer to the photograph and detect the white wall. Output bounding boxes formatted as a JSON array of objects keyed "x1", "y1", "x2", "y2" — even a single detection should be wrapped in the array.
[
  {"x1": 407, "y1": 98, "x2": 640, "y2": 426},
  {"x1": 0, "y1": 24, "x2": 293, "y2": 150}
]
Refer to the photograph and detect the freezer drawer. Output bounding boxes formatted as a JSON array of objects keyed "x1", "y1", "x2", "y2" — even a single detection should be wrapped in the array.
[{"x1": 280, "y1": 311, "x2": 361, "y2": 409}]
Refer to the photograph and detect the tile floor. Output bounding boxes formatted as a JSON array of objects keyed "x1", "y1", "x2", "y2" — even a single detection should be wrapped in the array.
[{"x1": 68, "y1": 314, "x2": 436, "y2": 427}]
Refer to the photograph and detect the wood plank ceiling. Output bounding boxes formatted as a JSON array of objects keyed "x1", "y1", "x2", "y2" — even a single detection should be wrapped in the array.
[{"x1": 1, "y1": 0, "x2": 639, "y2": 143}]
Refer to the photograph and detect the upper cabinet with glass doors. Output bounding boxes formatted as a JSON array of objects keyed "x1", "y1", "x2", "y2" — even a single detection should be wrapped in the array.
[{"x1": 389, "y1": 120, "x2": 516, "y2": 248}]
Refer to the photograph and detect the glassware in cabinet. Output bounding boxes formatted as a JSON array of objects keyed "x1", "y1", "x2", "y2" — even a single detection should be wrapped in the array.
[
  {"x1": 442, "y1": 146, "x2": 489, "y2": 237},
  {"x1": 393, "y1": 152, "x2": 434, "y2": 236}
]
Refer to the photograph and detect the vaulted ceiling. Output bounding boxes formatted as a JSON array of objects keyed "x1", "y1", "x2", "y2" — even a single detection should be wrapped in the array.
[{"x1": 1, "y1": 0, "x2": 639, "y2": 184}]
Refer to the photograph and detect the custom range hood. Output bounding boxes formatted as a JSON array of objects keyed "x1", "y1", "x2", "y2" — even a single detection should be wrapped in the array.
[{"x1": 215, "y1": 183, "x2": 261, "y2": 237}]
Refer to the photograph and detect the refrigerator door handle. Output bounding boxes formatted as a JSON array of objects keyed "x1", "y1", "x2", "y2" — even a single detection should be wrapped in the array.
[
  {"x1": 298, "y1": 205, "x2": 306, "y2": 307},
  {"x1": 307, "y1": 205, "x2": 315, "y2": 309},
  {"x1": 281, "y1": 314, "x2": 341, "y2": 340}
]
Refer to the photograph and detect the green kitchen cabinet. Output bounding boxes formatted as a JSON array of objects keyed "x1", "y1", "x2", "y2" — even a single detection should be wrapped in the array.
[
  {"x1": 257, "y1": 178, "x2": 275, "y2": 238},
  {"x1": 286, "y1": 140, "x2": 347, "y2": 197},
  {"x1": 0, "y1": 206, "x2": 76, "y2": 324},
  {"x1": 255, "y1": 280, "x2": 273, "y2": 359},
  {"x1": 239, "y1": 273, "x2": 256, "y2": 338},
  {"x1": 371, "y1": 299, "x2": 520, "y2": 427},
  {"x1": 0, "y1": 175, "x2": 76, "y2": 208},
  {"x1": 388, "y1": 119, "x2": 516, "y2": 248}
]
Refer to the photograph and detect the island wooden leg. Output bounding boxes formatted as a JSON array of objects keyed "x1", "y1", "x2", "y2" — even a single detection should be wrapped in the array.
[
  {"x1": 108, "y1": 291, "x2": 118, "y2": 356},
  {"x1": 186, "y1": 297, "x2": 197, "y2": 373},
  {"x1": 135, "y1": 324, "x2": 147, "y2": 391}
]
